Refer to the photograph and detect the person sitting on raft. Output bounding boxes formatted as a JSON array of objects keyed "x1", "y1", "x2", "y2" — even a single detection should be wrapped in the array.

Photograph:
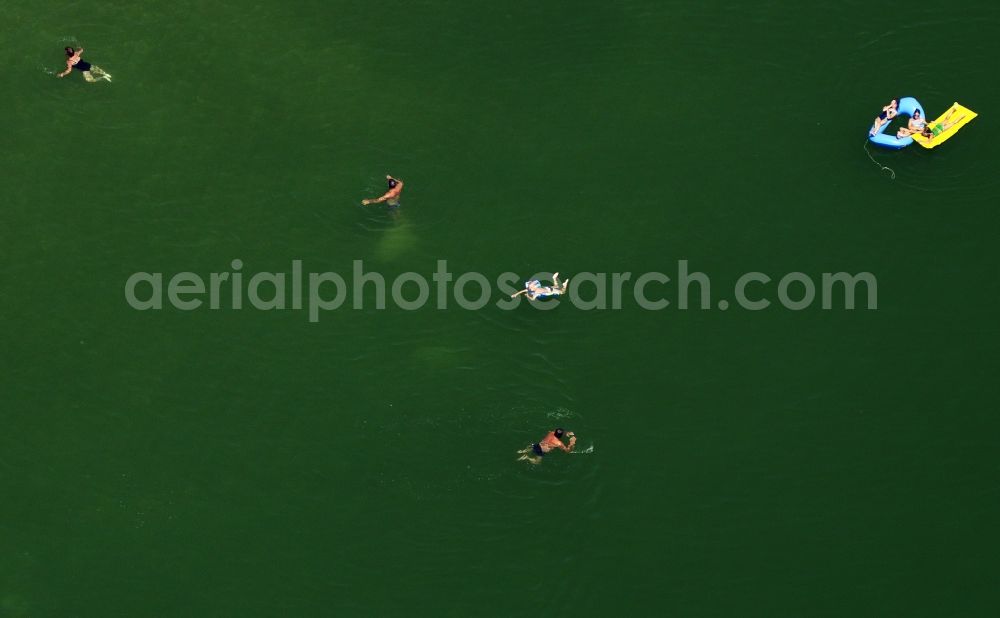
[
  {"x1": 517, "y1": 428, "x2": 577, "y2": 464},
  {"x1": 896, "y1": 109, "x2": 926, "y2": 138},
  {"x1": 869, "y1": 98, "x2": 899, "y2": 136},
  {"x1": 919, "y1": 108, "x2": 967, "y2": 141},
  {"x1": 362, "y1": 175, "x2": 404, "y2": 206},
  {"x1": 510, "y1": 272, "x2": 569, "y2": 301},
  {"x1": 57, "y1": 47, "x2": 112, "y2": 82}
]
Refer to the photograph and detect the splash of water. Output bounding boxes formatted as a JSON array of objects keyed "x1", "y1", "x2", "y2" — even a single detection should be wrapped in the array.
[{"x1": 546, "y1": 407, "x2": 575, "y2": 420}]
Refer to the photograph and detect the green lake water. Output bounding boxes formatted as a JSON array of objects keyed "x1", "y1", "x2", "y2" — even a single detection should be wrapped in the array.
[{"x1": 3, "y1": 0, "x2": 999, "y2": 615}]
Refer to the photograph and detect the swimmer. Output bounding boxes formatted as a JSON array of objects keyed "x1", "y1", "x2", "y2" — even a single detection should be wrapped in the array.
[
  {"x1": 510, "y1": 272, "x2": 569, "y2": 301},
  {"x1": 896, "y1": 108, "x2": 926, "y2": 138},
  {"x1": 517, "y1": 428, "x2": 576, "y2": 464},
  {"x1": 869, "y1": 98, "x2": 899, "y2": 136},
  {"x1": 57, "y1": 47, "x2": 112, "y2": 82},
  {"x1": 362, "y1": 175, "x2": 404, "y2": 206}
]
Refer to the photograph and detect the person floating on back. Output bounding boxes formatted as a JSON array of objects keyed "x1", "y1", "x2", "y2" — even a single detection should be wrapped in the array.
[
  {"x1": 919, "y1": 107, "x2": 967, "y2": 141},
  {"x1": 57, "y1": 47, "x2": 112, "y2": 82},
  {"x1": 362, "y1": 175, "x2": 404, "y2": 206},
  {"x1": 518, "y1": 428, "x2": 576, "y2": 464},
  {"x1": 510, "y1": 272, "x2": 569, "y2": 301}
]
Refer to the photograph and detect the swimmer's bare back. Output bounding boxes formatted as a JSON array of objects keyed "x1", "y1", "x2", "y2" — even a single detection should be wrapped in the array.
[
  {"x1": 57, "y1": 46, "x2": 111, "y2": 82},
  {"x1": 57, "y1": 47, "x2": 85, "y2": 78},
  {"x1": 362, "y1": 175, "x2": 404, "y2": 206}
]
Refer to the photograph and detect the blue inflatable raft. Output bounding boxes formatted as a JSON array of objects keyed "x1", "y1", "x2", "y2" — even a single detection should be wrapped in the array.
[{"x1": 869, "y1": 96, "x2": 924, "y2": 149}]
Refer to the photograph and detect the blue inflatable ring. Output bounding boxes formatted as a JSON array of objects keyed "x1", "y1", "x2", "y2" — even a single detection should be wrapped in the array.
[{"x1": 869, "y1": 96, "x2": 924, "y2": 149}]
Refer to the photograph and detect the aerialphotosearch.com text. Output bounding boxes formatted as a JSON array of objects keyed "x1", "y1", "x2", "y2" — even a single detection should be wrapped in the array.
[{"x1": 124, "y1": 259, "x2": 878, "y2": 322}]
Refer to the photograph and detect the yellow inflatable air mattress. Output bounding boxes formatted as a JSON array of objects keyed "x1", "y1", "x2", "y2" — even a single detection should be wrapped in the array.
[{"x1": 912, "y1": 102, "x2": 977, "y2": 149}]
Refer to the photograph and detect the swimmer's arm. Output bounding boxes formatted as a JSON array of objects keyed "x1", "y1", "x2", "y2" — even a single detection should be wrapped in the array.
[
  {"x1": 362, "y1": 192, "x2": 392, "y2": 205},
  {"x1": 555, "y1": 436, "x2": 577, "y2": 452},
  {"x1": 385, "y1": 175, "x2": 403, "y2": 194},
  {"x1": 57, "y1": 66, "x2": 71, "y2": 77},
  {"x1": 510, "y1": 289, "x2": 528, "y2": 299}
]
